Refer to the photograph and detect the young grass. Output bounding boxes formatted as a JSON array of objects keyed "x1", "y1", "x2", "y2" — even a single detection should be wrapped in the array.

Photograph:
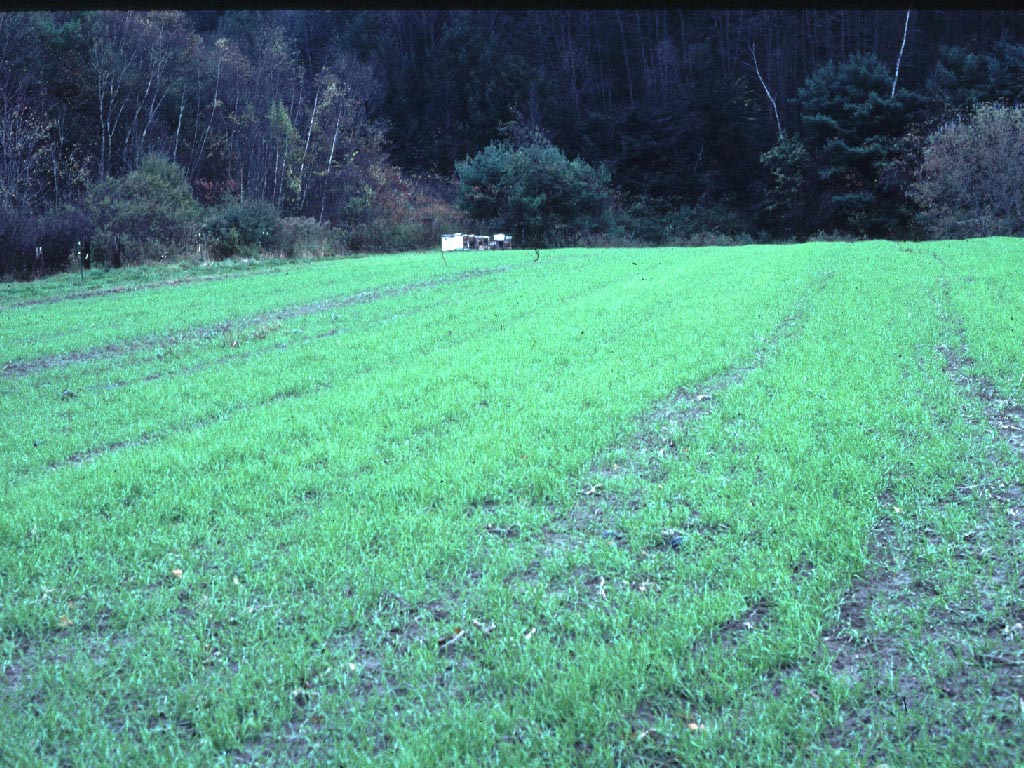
[{"x1": 1, "y1": 241, "x2": 1022, "y2": 766}]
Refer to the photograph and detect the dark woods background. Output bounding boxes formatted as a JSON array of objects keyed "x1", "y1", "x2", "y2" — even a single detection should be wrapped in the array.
[{"x1": 2, "y1": 10, "x2": 1024, "y2": 277}]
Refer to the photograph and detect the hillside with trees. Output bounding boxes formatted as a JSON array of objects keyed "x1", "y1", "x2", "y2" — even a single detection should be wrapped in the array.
[{"x1": 2, "y1": 10, "x2": 1024, "y2": 277}]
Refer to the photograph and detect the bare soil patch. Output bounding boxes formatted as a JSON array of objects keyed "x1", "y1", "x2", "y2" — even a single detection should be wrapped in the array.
[
  {"x1": 822, "y1": 514, "x2": 920, "y2": 695},
  {"x1": 503, "y1": 282, "x2": 830, "y2": 632}
]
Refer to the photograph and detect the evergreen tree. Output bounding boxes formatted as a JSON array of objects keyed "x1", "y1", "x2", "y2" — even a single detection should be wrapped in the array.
[
  {"x1": 759, "y1": 137, "x2": 812, "y2": 238},
  {"x1": 797, "y1": 53, "x2": 923, "y2": 236}
]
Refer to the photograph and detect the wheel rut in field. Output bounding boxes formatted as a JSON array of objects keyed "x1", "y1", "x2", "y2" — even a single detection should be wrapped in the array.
[
  {"x1": 582, "y1": 319, "x2": 801, "y2": 746},
  {"x1": 41, "y1": 381, "x2": 331, "y2": 472},
  {"x1": 4, "y1": 267, "x2": 285, "y2": 309},
  {"x1": 546, "y1": 276, "x2": 824, "y2": 548},
  {"x1": 486, "y1": 269, "x2": 835, "y2": 636},
  {"x1": 821, "y1": 287, "x2": 1024, "y2": 752},
  {"x1": 1, "y1": 265, "x2": 512, "y2": 379},
  {"x1": 935, "y1": 279, "x2": 1024, "y2": 537},
  {"x1": 71, "y1": 301, "x2": 417, "y2": 395}
]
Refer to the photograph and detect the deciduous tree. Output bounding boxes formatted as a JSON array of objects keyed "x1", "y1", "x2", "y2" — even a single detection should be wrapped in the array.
[{"x1": 911, "y1": 104, "x2": 1024, "y2": 238}]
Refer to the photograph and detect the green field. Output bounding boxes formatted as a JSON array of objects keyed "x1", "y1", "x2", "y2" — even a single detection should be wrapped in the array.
[{"x1": 2, "y1": 241, "x2": 1023, "y2": 766}]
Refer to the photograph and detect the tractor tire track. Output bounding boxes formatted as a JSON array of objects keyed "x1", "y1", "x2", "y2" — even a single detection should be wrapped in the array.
[
  {"x1": 9, "y1": 263, "x2": 575, "y2": 480},
  {"x1": 2, "y1": 265, "x2": 513, "y2": 379},
  {"x1": 43, "y1": 381, "x2": 332, "y2": 473},
  {"x1": 543, "y1": 270, "x2": 834, "y2": 741},
  {"x1": 821, "y1": 280, "x2": 1024, "y2": 752},
  {"x1": 549, "y1": 268, "x2": 832, "y2": 542},
  {"x1": 483, "y1": 269, "x2": 833, "y2": 609},
  {"x1": 75, "y1": 302, "x2": 426, "y2": 395},
  {"x1": 4, "y1": 267, "x2": 286, "y2": 309}
]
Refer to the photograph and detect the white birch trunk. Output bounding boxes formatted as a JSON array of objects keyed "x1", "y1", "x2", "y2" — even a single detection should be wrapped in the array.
[{"x1": 891, "y1": 11, "x2": 911, "y2": 100}]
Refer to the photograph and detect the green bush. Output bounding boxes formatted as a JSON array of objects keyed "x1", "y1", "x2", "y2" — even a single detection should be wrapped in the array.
[
  {"x1": 345, "y1": 219, "x2": 426, "y2": 254},
  {"x1": 796, "y1": 54, "x2": 922, "y2": 236},
  {"x1": 338, "y1": 169, "x2": 463, "y2": 254},
  {"x1": 204, "y1": 199, "x2": 281, "y2": 259},
  {"x1": 86, "y1": 155, "x2": 199, "y2": 263},
  {"x1": 278, "y1": 217, "x2": 344, "y2": 259},
  {"x1": 456, "y1": 126, "x2": 611, "y2": 247},
  {"x1": 36, "y1": 205, "x2": 92, "y2": 272},
  {"x1": 614, "y1": 196, "x2": 677, "y2": 245},
  {"x1": 612, "y1": 193, "x2": 751, "y2": 246}
]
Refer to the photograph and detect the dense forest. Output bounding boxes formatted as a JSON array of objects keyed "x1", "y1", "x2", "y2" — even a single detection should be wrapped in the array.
[{"x1": 2, "y1": 10, "x2": 1024, "y2": 276}]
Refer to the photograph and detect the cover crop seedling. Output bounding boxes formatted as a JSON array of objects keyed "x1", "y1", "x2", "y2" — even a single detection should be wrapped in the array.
[{"x1": 2, "y1": 240, "x2": 1022, "y2": 766}]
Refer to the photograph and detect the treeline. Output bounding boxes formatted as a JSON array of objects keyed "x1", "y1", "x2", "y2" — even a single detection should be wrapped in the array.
[{"x1": 1, "y1": 10, "x2": 1023, "y2": 276}]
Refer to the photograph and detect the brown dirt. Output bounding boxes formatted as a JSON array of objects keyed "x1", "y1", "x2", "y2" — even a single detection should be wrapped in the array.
[
  {"x1": 516, "y1": 292, "x2": 825, "y2": 624},
  {"x1": 823, "y1": 514, "x2": 916, "y2": 689},
  {"x1": 2, "y1": 658, "x2": 25, "y2": 694},
  {"x1": 714, "y1": 597, "x2": 773, "y2": 648}
]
